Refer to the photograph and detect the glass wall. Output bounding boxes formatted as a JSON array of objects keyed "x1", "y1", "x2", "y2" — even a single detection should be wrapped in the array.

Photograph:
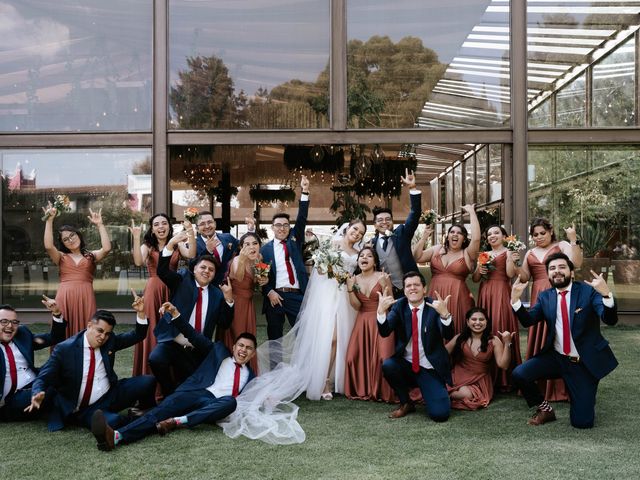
[
  {"x1": 528, "y1": 145, "x2": 640, "y2": 311},
  {"x1": 1, "y1": 148, "x2": 152, "y2": 308},
  {"x1": 169, "y1": 0, "x2": 330, "y2": 129},
  {"x1": 0, "y1": 1, "x2": 153, "y2": 132},
  {"x1": 347, "y1": 0, "x2": 510, "y2": 129}
]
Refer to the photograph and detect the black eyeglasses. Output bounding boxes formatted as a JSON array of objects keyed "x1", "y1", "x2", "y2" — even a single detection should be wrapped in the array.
[
  {"x1": 0, "y1": 318, "x2": 19, "y2": 326},
  {"x1": 61, "y1": 232, "x2": 78, "y2": 243}
]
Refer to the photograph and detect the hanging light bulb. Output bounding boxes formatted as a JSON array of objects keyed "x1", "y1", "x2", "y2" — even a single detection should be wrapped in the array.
[{"x1": 310, "y1": 145, "x2": 325, "y2": 164}]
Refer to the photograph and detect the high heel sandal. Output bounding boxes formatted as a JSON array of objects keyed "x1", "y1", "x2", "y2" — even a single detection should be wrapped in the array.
[{"x1": 320, "y1": 392, "x2": 333, "y2": 400}]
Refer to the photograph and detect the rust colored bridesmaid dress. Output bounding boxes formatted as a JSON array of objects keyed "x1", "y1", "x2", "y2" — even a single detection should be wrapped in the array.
[
  {"x1": 55, "y1": 254, "x2": 97, "y2": 337},
  {"x1": 428, "y1": 252, "x2": 474, "y2": 334},
  {"x1": 448, "y1": 341, "x2": 495, "y2": 410}
]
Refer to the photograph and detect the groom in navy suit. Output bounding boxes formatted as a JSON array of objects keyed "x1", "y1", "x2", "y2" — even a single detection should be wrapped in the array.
[
  {"x1": 91, "y1": 301, "x2": 256, "y2": 451},
  {"x1": 0, "y1": 298, "x2": 66, "y2": 421},
  {"x1": 377, "y1": 271, "x2": 454, "y2": 421},
  {"x1": 194, "y1": 211, "x2": 239, "y2": 285},
  {"x1": 511, "y1": 252, "x2": 618, "y2": 428},
  {"x1": 261, "y1": 175, "x2": 310, "y2": 341},
  {"x1": 28, "y1": 292, "x2": 156, "y2": 431},
  {"x1": 370, "y1": 169, "x2": 421, "y2": 298},
  {"x1": 151, "y1": 252, "x2": 234, "y2": 396}
]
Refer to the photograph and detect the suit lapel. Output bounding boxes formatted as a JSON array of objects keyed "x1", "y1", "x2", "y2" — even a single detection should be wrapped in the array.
[{"x1": 73, "y1": 336, "x2": 85, "y2": 397}]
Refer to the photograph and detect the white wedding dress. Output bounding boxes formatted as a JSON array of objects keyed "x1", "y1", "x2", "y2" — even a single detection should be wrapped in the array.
[{"x1": 218, "y1": 250, "x2": 358, "y2": 444}]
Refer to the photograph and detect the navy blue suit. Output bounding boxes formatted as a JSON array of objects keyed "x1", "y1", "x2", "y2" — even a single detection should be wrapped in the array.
[
  {"x1": 378, "y1": 297, "x2": 454, "y2": 421},
  {"x1": 0, "y1": 319, "x2": 67, "y2": 421},
  {"x1": 512, "y1": 281, "x2": 618, "y2": 428},
  {"x1": 260, "y1": 197, "x2": 309, "y2": 340},
  {"x1": 195, "y1": 233, "x2": 239, "y2": 285},
  {"x1": 32, "y1": 323, "x2": 156, "y2": 431},
  {"x1": 150, "y1": 252, "x2": 234, "y2": 395},
  {"x1": 118, "y1": 316, "x2": 255, "y2": 444},
  {"x1": 371, "y1": 191, "x2": 421, "y2": 289}
]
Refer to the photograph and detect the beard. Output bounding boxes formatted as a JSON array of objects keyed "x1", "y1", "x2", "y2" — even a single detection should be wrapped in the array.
[{"x1": 550, "y1": 273, "x2": 571, "y2": 289}]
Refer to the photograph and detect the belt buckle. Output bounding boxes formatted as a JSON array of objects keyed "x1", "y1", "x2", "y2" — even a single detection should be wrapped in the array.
[{"x1": 568, "y1": 355, "x2": 580, "y2": 363}]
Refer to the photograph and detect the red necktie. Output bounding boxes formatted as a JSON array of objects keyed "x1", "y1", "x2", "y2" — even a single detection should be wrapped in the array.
[
  {"x1": 212, "y1": 245, "x2": 221, "y2": 263},
  {"x1": 195, "y1": 287, "x2": 204, "y2": 333},
  {"x1": 80, "y1": 347, "x2": 96, "y2": 408},
  {"x1": 559, "y1": 290, "x2": 571, "y2": 355},
  {"x1": 411, "y1": 307, "x2": 420, "y2": 373},
  {"x1": 2, "y1": 342, "x2": 17, "y2": 397},
  {"x1": 281, "y1": 240, "x2": 295, "y2": 285},
  {"x1": 231, "y1": 362, "x2": 241, "y2": 397}
]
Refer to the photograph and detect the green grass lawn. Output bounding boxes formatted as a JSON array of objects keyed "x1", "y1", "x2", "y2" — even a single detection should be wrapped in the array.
[{"x1": 1, "y1": 324, "x2": 638, "y2": 480}]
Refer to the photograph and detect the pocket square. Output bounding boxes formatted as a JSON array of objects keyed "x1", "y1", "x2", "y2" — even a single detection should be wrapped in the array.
[{"x1": 574, "y1": 308, "x2": 583, "y2": 314}]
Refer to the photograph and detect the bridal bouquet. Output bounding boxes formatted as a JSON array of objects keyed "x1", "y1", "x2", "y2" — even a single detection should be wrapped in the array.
[
  {"x1": 253, "y1": 261, "x2": 271, "y2": 291},
  {"x1": 312, "y1": 240, "x2": 350, "y2": 286},
  {"x1": 503, "y1": 235, "x2": 527, "y2": 266},
  {"x1": 184, "y1": 207, "x2": 199, "y2": 223},
  {"x1": 419, "y1": 209, "x2": 439, "y2": 226},
  {"x1": 477, "y1": 251, "x2": 496, "y2": 281},
  {"x1": 42, "y1": 195, "x2": 71, "y2": 221}
]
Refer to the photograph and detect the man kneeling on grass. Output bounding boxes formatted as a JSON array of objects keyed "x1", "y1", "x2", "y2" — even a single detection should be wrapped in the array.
[{"x1": 91, "y1": 302, "x2": 256, "y2": 451}]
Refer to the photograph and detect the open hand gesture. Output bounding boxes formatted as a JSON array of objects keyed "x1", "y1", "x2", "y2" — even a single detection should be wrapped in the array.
[
  {"x1": 400, "y1": 168, "x2": 416, "y2": 189},
  {"x1": 42, "y1": 203, "x2": 57, "y2": 221},
  {"x1": 584, "y1": 269, "x2": 611, "y2": 297},
  {"x1": 425, "y1": 290, "x2": 451, "y2": 318},
  {"x1": 24, "y1": 391, "x2": 45, "y2": 413},
  {"x1": 377, "y1": 286, "x2": 396, "y2": 315},
  {"x1": 41, "y1": 294, "x2": 61, "y2": 316},
  {"x1": 159, "y1": 301, "x2": 179, "y2": 318},
  {"x1": 87, "y1": 208, "x2": 103, "y2": 226}
]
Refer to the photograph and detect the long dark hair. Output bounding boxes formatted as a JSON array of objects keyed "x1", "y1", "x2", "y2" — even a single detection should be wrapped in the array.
[
  {"x1": 483, "y1": 224, "x2": 508, "y2": 250},
  {"x1": 237, "y1": 232, "x2": 262, "y2": 252},
  {"x1": 452, "y1": 307, "x2": 492, "y2": 365},
  {"x1": 353, "y1": 246, "x2": 380, "y2": 275},
  {"x1": 443, "y1": 224, "x2": 470, "y2": 254},
  {"x1": 143, "y1": 213, "x2": 174, "y2": 251},
  {"x1": 57, "y1": 225, "x2": 94, "y2": 260}
]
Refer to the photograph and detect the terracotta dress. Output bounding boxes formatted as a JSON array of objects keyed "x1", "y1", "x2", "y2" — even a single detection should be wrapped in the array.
[
  {"x1": 221, "y1": 267, "x2": 258, "y2": 373},
  {"x1": 476, "y1": 251, "x2": 521, "y2": 391},
  {"x1": 55, "y1": 254, "x2": 97, "y2": 337},
  {"x1": 132, "y1": 248, "x2": 180, "y2": 376},
  {"x1": 344, "y1": 283, "x2": 396, "y2": 403},
  {"x1": 525, "y1": 245, "x2": 568, "y2": 401},
  {"x1": 448, "y1": 341, "x2": 495, "y2": 410},
  {"x1": 428, "y1": 252, "x2": 474, "y2": 334}
]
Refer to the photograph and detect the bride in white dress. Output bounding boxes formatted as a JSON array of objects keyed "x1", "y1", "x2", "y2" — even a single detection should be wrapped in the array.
[{"x1": 218, "y1": 218, "x2": 366, "y2": 444}]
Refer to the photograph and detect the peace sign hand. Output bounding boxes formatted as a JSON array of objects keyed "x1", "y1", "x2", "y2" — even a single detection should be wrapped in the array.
[
  {"x1": 220, "y1": 277, "x2": 234, "y2": 303},
  {"x1": 400, "y1": 168, "x2": 416, "y2": 189},
  {"x1": 425, "y1": 290, "x2": 451, "y2": 318}
]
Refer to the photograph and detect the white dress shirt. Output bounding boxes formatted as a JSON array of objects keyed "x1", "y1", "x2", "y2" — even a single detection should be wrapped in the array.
[
  {"x1": 274, "y1": 239, "x2": 300, "y2": 289},
  {"x1": 77, "y1": 335, "x2": 110, "y2": 410},
  {"x1": 207, "y1": 357, "x2": 250, "y2": 397},
  {"x1": 1, "y1": 342, "x2": 36, "y2": 405}
]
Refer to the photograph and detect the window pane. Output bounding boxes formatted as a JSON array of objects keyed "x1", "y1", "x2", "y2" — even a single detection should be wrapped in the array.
[
  {"x1": 529, "y1": 101, "x2": 552, "y2": 127},
  {"x1": 0, "y1": 1, "x2": 152, "y2": 132},
  {"x1": 593, "y1": 38, "x2": 635, "y2": 127},
  {"x1": 2, "y1": 148, "x2": 152, "y2": 307},
  {"x1": 347, "y1": 0, "x2": 510, "y2": 129},
  {"x1": 453, "y1": 165, "x2": 461, "y2": 213},
  {"x1": 489, "y1": 144, "x2": 502, "y2": 203},
  {"x1": 528, "y1": 145, "x2": 640, "y2": 312},
  {"x1": 169, "y1": 0, "x2": 329, "y2": 129},
  {"x1": 446, "y1": 172, "x2": 453, "y2": 214},
  {"x1": 476, "y1": 147, "x2": 487, "y2": 205},
  {"x1": 556, "y1": 73, "x2": 586, "y2": 127},
  {"x1": 465, "y1": 156, "x2": 475, "y2": 205}
]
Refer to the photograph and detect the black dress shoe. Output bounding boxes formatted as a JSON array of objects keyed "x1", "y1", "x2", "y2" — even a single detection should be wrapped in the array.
[{"x1": 91, "y1": 410, "x2": 116, "y2": 451}]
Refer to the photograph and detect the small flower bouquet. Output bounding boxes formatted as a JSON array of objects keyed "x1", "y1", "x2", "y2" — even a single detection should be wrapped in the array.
[
  {"x1": 477, "y1": 251, "x2": 496, "y2": 281},
  {"x1": 184, "y1": 207, "x2": 199, "y2": 223},
  {"x1": 42, "y1": 195, "x2": 71, "y2": 221},
  {"x1": 503, "y1": 235, "x2": 527, "y2": 266},
  {"x1": 419, "y1": 209, "x2": 439, "y2": 226},
  {"x1": 312, "y1": 240, "x2": 350, "y2": 286},
  {"x1": 253, "y1": 261, "x2": 271, "y2": 290}
]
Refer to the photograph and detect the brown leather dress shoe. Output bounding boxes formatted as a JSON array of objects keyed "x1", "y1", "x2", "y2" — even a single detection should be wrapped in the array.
[
  {"x1": 528, "y1": 409, "x2": 557, "y2": 426},
  {"x1": 91, "y1": 409, "x2": 116, "y2": 451},
  {"x1": 156, "y1": 418, "x2": 179, "y2": 436},
  {"x1": 388, "y1": 403, "x2": 416, "y2": 419}
]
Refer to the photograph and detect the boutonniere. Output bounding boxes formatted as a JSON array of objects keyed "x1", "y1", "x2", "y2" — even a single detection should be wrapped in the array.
[
  {"x1": 108, "y1": 351, "x2": 113, "y2": 356},
  {"x1": 227, "y1": 242, "x2": 233, "y2": 250},
  {"x1": 574, "y1": 308, "x2": 583, "y2": 314},
  {"x1": 291, "y1": 236, "x2": 297, "y2": 242}
]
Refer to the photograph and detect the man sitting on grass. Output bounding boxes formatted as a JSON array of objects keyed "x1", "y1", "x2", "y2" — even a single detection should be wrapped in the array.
[{"x1": 91, "y1": 301, "x2": 256, "y2": 451}]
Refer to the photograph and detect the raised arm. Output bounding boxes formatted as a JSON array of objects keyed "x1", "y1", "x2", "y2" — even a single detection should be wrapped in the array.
[
  {"x1": 88, "y1": 208, "x2": 111, "y2": 262},
  {"x1": 160, "y1": 302, "x2": 214, "y2": 355},
  {"x1": 112, "y1": 290, "x2": 149, "y2": 351},
  {"x1": 400, "y1": 169, "x2": 422, "y2": 239},
  {"x1": 463, "y1": 204, "x2": 481, "y2": 260},
  {"x1": 413, "y1": 225, "x2": 434, "y2": 263},
  {"x1": 292, "y1": 175, "x2": 310, "y2": 243},
  {"x1": 178, "y1": 220, "x2": 197, "y2": 259},
  {"x1": 560, "y1": 223, "x2": 583, "y2": 268},
  {"x1": 158, "y1": 232, "x2": 190, "y2": 292},
  {"x1": 129, "y1": 219, "x2": 146, "y2": 267},
  {"x1": 33, "y1": 295, "x2": 68, "y2": 348},
  {"x1": 43, "y1": 207, "x2": 62, "y2": 264},
  {"x1": 376, "y1": 286, "x2": 398, "y2": 337}
]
